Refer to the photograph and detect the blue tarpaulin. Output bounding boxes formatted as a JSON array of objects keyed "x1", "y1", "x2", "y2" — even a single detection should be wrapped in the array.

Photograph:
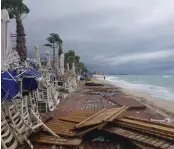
[
  {"x1": 1, "y1": 71, "x2": 19, "y2": 102},
  {"x1": 19, "y1": 67, "x2": 42, "y2": 79},
  {"x1": 1, "y1": 66, "x2": 43, "y2": 102},
  {"x1": 22, "y1": 77, "x2": 38, "y2": 91},
  {"x1": 19, "y1": 67, "x2": 42, "y2": 91},
  {"x1": 80, "y1": 77, "x2": 84, "y2": 80}
]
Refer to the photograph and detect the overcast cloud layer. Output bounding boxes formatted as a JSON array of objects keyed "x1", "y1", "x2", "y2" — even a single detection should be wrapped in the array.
[{"x1": 9, "y1": 0, "x2": 174, "y2": 74}]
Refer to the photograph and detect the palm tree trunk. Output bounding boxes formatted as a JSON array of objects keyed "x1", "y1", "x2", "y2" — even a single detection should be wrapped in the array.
[
  {"x1": 16, "y1": 18, "x2": 27, "y2": 62},
  {"x1": 58, "y1": 45, "x2": 62, "y2": 69},
  {"x1": 58, "y1": 46, "x2": 62, "y2": 58},
  {"x1": 53, "y1": 42, "x2": 55, "y2": 69}
]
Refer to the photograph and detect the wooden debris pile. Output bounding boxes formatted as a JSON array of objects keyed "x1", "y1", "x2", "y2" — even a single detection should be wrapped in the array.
[
  {"x1": 30, "y1": 106, "x2": 174, "y2": 149},
  {"x1": 104, "y1": 126, "x2": 174, "y2": 149},
  {"x1": 103, "y1": 116, "x2": 174, "y2": 149},
  {"x1": 85, "y1": 81, "x2": 104, "y2": 86},
  {"x1": 75, "y1": 107, "x2": 127, "y2": 128},
  {"x1": 74, "y1": 106, "x2": 128, "y2": 137},
  {"x1": 114, "y1": 116, "x2": 174, "y2": 141},
  {"x1": 31, "y1": 106, "x2": 127, "y2": 147}
]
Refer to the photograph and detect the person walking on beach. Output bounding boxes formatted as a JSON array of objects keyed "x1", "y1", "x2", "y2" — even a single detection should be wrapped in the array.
[{"x1": 104, "y1": 76, "x2": 106, "y2": 80}]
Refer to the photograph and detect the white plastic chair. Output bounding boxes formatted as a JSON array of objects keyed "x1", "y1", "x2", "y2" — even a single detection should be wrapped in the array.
[
  {"x1": 1, "y1": 112, "x2": 18, "y2": 149},
  {"x1": 17, "y1": 96, "x2": 31, "y2": 125},
  {"x1": 40, "y1": 87, "x2": 56, "y2": 111},
  {"x1": 30, "y1": 91, "x2": 41, "y2": 116},
  {"x1": 7, "y1": 103, "x2": 30, "y2": 144},
  {"x1": 26, "y1": 92, "x2": 59, "y2": 137}
]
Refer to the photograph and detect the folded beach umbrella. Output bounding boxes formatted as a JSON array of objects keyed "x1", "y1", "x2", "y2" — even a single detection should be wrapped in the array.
[
  {"x1": 1, "y1": 9, "x2": 19, "y2": 71},
  {"x1": 60, "y1": 53, "x2": 64, "y2": 75},
  {"x1": 1, "y1": 9, "x2": 10, "y2": 70},
  {"x1": 1, "y1": 71, "x2": 19, "y2": 102},
  {"x1": 34, "y1": 44, "x2": 42, "y2": 68}
]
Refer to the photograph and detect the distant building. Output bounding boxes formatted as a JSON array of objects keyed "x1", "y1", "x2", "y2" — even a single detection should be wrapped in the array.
[{"x1": 95, "y1": 72, "x2": 103, "y2": 75}]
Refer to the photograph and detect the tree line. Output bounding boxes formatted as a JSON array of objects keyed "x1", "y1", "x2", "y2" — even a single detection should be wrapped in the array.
[{"x1": 64, "y1": 50, "x2": 88, "y2": 74}]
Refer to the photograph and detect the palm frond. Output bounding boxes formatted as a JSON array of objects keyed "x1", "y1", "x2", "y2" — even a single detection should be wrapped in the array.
[
  {"x1": 22, "y1": 3, "x2": 30, "y2": 14},
  {"x1": 43, "y1": 43, "x2": 52, "y2": 48},
  {"x1": 2, "y1": 0, "x2": 30, "y2": 19},
  {"x1": 46, "y1": 36, "x2": 55, "y2": 43}
]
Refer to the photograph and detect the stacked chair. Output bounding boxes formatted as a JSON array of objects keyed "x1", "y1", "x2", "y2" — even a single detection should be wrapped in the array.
[
  {"x1": 1, "y1": 9, "x2": 62, "y2": 149},
  {"x1": 1, "y1": 111, "x2": 18, "y2": 149},
  {"x1": 36, "y1": 69, "x2": 60, "y2": 113},
  {"x1": 1, "y1": 62, "x2": 60, "y2": 149}
]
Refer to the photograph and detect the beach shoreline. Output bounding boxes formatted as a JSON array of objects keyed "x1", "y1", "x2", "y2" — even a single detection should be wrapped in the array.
[{"x1": 92, "y1": 76, "x2": 174, "y2": 121}]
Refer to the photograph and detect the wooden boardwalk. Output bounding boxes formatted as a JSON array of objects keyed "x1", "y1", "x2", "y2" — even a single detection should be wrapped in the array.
[{"x1": 56, "y1": 92, "x2": 164, "y2": 120}]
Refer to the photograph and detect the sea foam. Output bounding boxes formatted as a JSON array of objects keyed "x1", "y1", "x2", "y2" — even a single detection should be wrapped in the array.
[{"x1": 97, "y1": 75, "x2": 174, "y2": 100}]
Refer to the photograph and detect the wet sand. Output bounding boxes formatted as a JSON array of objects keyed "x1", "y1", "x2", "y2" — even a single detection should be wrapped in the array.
[{"x1": 92, "y1": 76, "x2": 174, "y2": 122}]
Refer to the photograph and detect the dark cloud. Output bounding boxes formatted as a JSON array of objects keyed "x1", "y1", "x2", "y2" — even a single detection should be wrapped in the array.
[{"x1": 9, "y1": 0, "x2": 174, "y2": 74}]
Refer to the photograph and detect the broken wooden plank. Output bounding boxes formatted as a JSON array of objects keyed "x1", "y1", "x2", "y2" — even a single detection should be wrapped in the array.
[
  {"x1": 106, "y1": 106, "x2": 128, "y2": 122},
  {"x1": 46, "y1": 120, "x2": 78, "y2": 137},
  {"x1": 31, "y1": 134, "x2": 82, "y2": 146},
  {"x1": 115, "y1": 118, "x2": 174, "y2": 140},
  {"x1": 58, "y1": 110, "x2": 93, "y2": 123},
  {"x1": 75, "y1": 107, "x2": 127, "y2": 129},
  {"x1": 76, "y1": 123, "x2": 105, "y2": 138},
  {"x1": 104, "y1": 125, "x2": 174, "y2": 149},
  {"x1": 75, "y1": 108, "x2": 107, "y2": 128}
]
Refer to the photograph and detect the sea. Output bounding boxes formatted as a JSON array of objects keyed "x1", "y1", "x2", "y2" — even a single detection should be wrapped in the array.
[{"x1": 96, "y1": 75, "x2": 174, "y2": 100}]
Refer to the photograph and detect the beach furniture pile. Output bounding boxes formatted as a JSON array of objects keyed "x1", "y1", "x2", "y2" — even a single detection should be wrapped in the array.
[{"x1": 1, "y1": 9, "x2": 79, "y2": 149}]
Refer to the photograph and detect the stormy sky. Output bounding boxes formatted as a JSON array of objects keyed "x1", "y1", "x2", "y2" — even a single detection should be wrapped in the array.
[{"x1": 9, "y1": 0, "x2": 174, "y2": 74}]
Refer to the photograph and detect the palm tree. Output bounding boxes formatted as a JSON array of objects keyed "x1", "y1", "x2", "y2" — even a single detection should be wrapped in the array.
[
  {"x1": 44, "y1": 33, "x2": 56, "y2": 66},
  {"x1": 44, "y1": 33, "x2": 63, "y2": 68},
  {"x1": 64, "y1": 50, "x2": 88, "y2": 74},
  {"x1": 64, "y1": 50, "x2": 75, "y2": 68},
  {"x1": 74, "y1": 55, "x2": 80, "y2": 73},
  {"x1": 2, "y1": 0, "x2": 30, "y2": 61},
  {"x1": 55, "y1": 34, "x2": 63, "y2": 58}
]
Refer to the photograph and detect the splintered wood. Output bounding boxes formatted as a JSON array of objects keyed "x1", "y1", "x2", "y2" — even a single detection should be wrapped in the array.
[
  {"x1": 115, "y1": 116, "x2": 174, "y2": 141},
  {"x1": 31, "y1": 134, "x2": 82, "y2": 146},
  {"x1": 46, "y1": 120, "x2": 78, "y2": 137},
  {"x1": 58, "y1": 111, "x2": 93, "y2": 123},
  {"x1": 35, "y1": 106, "x2": 174, "y2": 149},
  {"x1": 75, "y1": 106, "x2": 127, "y2": 129},
  {"x1": 45, "y1": 107, "x2": 127, "y2": 138},
  {"x1": 104, "y1": 126, "x2": 174, "y2": 149}
]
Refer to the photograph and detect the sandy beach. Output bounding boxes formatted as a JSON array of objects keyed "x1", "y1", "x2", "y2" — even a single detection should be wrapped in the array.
[{"x1": 92, "y1": 76, "x2": 174, "y2": 122}]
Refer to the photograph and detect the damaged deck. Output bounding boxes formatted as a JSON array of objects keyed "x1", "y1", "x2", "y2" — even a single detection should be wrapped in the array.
[
  {"x1": 56, "y1": 90, "x2": 164, "y2": 120},
  {"x1": 28, "y1": 85, "x2": 174, "y2": 149}
]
